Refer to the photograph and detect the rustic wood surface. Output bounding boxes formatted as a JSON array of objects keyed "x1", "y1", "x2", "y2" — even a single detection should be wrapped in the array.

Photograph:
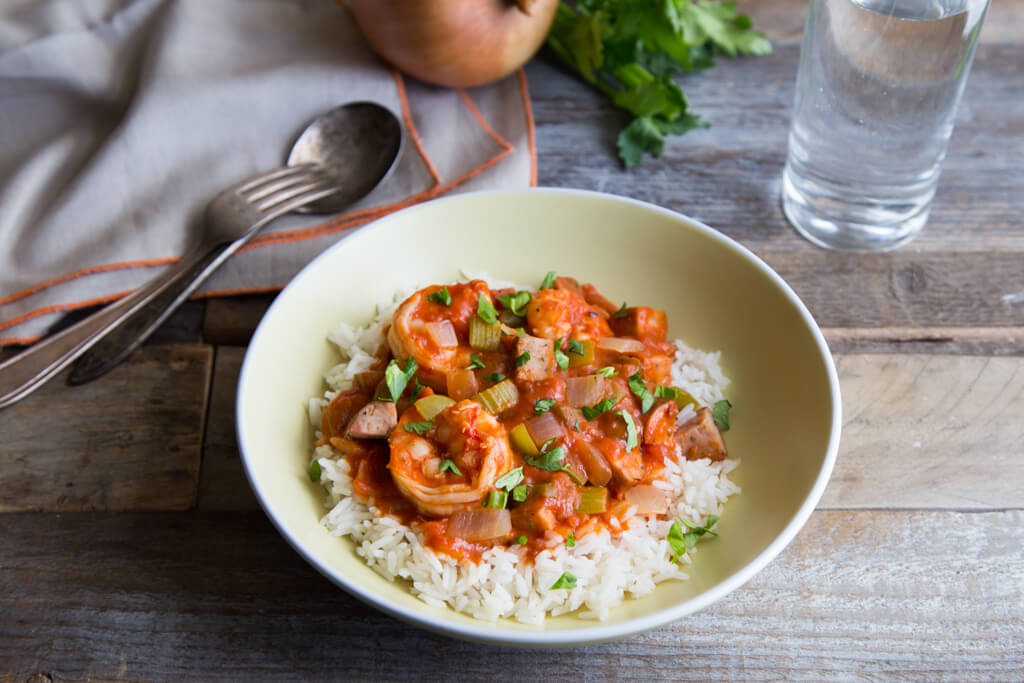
[{"x1": 2, "y1": 0, "x2": 1023, "y2": 680}]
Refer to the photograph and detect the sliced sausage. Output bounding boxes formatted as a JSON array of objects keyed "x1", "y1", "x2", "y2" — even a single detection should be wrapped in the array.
[
  {"x1": 609, "y1": 306, "x2": 668, "y2": 343},
  {"x1": 675, "y1": 407, "x2": 728, "y2": 461},
  {"x1": 346, "y1": 400, "x2": 398, "y2": 439},
  {"x1": 514, "y1": 335, "x2": 554, "y2": 383},
  {"x1": 643, "y1": 399, "x2": 679, "y2": 446}
]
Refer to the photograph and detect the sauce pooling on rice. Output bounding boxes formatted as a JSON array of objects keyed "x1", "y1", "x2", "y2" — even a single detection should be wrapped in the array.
[{"x1": 317, "y1": 276, "x2": 728, "y2": 563}]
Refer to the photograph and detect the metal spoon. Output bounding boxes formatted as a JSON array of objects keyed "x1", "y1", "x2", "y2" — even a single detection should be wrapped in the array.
[{"x1": 0, "y1": 102, "x2": 402, "y2": 407}]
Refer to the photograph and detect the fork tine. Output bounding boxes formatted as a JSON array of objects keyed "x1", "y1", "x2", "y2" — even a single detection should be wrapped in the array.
[
  {"x1": 243, "y1": 170, "x2": 323, "y2": 203},
  {"x1": 236, "y1": 163, "x2": 316, "y2": 194},
  {"x1": 255, "y1": 178, "x2": 338, "y2": 213}
]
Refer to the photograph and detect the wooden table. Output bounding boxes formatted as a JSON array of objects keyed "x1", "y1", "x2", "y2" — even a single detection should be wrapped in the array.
[{"x1": 3, "y1": 1, "x2": 1022, "y2": 679}]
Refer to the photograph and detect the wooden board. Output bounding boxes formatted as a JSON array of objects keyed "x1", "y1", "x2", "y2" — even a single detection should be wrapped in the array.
[
  {"x1": 0, "y1": 509, "x2": 1020, "y2": 679},
  {"x1": 0, "y1": 345, "x2": 211, "y2": 512}
]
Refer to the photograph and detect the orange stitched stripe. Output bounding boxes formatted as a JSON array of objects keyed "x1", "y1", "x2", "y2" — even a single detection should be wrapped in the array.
[
  {"x1": 517, "y1": 69, "x2": 538, "y2": 188},
  {"x1": 0, "y1": 290, "x2": 131, "y2": 334},
  {"x1": 457, "y1": 89, "x2": 513, "y2": 152},
  {"x1": 395, "y1": 70, "x2": 442, "y2": 185},
  {"x1": 0, "y1": 258, "x2": 176, "y2": 307}
]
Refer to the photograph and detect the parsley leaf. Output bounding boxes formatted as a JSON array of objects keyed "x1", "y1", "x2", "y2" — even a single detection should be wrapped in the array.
[
  {"x1": 540, "y1": 271, "x2": 557, "y2": 289},
  {"x1": 615, "y1": 409, "x2": 639, "y2": 451},
  {"x1": 308, "y1": 460, "x2": 321, "y2": 482},
  {"x1": 409, "y1": 378, "x2": 425, "y2": 401},
  {"x1": 566, "y1": 338, "x2": 586, "y2": 355},
  {"x1": 611, "y1": 302, "x2": 629, "y2": 319},
  {"x1": 495, "y1": 467, "x2": 524, "y2": 491},
  {"x1": 516, "y1": 535, "x2": 528, "y2": 545},
  {"x1": 549, "y1": 572, "x2": 577, "y2": 590},
  {"x1": 654, "y1": 385, "x2": 680, "y2": 400},
  {"x1": 628, "y1": 371, "x2": 655, "y2": 413},
  {"x1": 439, "y1": 458, "x2": 462, "y2": 475},
  {"x1": 525, "y1": 444, "x2": 567, "y2": 472},
  {"x1": 497, "y1": 291, "x2": 532, "y2": 316},
  {"x1": 573, "y1": 420, "x2": 581, "y2": 432},
  {"x1": 513, "y1": 352, "x2": 531, "y2": 369},
  {"x1": 667, "y1": 516, "x2": 720, "y2": 562},
  {"x1": 582, "y1": 397, "x2": 616, "y2": 420},
  {"x1": 383, "y1": 356, "x2": 418, "y2": 402},
  {"x1": 566, "y1": 531, "x2": 576, "y2": 548},
  {"x1": 534, "y1": 398, "x2": 556, "y2": 415},
  {"x1": 467, "y1": 354, "x2": 486, "y2": 370},
  {"x1": 553, "y1": 337, "x2": 570, "y2": 370},
  {"x1": 512, "y1": 484, "x2": 529, "y2": 502},
  {"x1": 484, "y1": 372, "x2": 506, "y2": 383},
  {"x1": 403, "y1": 420, "x2": 433, "y2": 435},
  {"x1": 596, "y1": 366, "x2": 618, "y2": 378},
  {"x1": 712, "y1": 399, "x2": 732, "y2": 431},
  {"x1": 476, "y1": 293, "x2": 498, "y2": 324},
  {"x1": 426, "y1": 287, "x2": 452, "y2": 306}
]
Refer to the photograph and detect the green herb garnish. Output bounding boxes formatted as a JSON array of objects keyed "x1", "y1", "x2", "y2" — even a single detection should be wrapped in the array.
[
  {"x1": 513, "y1": 352, "x2": 531, "y2": 369},
  {"x1": 628, "y1": 371, "x2": 654, "y2": 413},
  {"x1": 667, "y1": 515, "x2": 720, "y2": 562},
  {"x1": 549, "y1": 572, "x2": 577, "y2": 590},
  {"x1": 409, "y1": 377, "x2": 425, "y2": 401},
  {"x1": 534, "y1": 398, "x2": 556, "y2": 415},
  {"x1": 713, "y1": 399, "x2": 732, "y2": 431},
  {"x1": 308, "y1": 460, "x2": 321, "y2": 482},
  {"x1": 566, "y1": 338, "x2": 586, "y2": 355},
  {"x1": 516, "y1": 535, "x2": 528, "y2": 545},
  {"x1": 467, "y1": 354, "x2": 486, "y2": 370},
  {"x1": 512, "y1": 484, "x2": 529, "y2": 502},
  {"x1": 654, "y1": 385, "x2": 680, "y2": 400},
  {"x1": 615, "y1": 409, "x2": 639, "y2": 451},
  {"x1": 476, "y1": 293, "x2": 498, "y2": 324},
  {"x1": 484, "y1": 372, "x2": 506, "y2": 383},
  {"x1": 403, "y1": 420, "x2": 433, "y2": 435},
  {"x1": 566, "y1": 532, "x2": 576, "y2": 548},
  {"x1": 495, "y1": 466, "x2": 524, "y2": 491},
  {"x1": 540, "y1": 271, "x2": 557, "y2": 290},
  {"x1": 573, "y1": 421, "x2": 581, "y2": 432},
  {"x1": 426, "y1": 287, "x2": 452, "y2": 306},
  {"x1": 553, "y1": 337, "x2": 570, "y2": 370},
  {"x1": 439, "y1": 458, "x2": 462, "y2": 475},
  {"x1": 611, "y1": 302, "x2": 629, "y2": 319},
  {"x1": 483, "y1": 490, "x2": 508, "y2": 509},
  {"x1": 596, "y1": 366, "x2": 618, "y2": 378},
  {"x1": 581, "y1": 397, "x2": 616, "y2": 420},
  {"x1": 497, "y1": 291, "x2": 532, "y2": 316},
  {"x1": 383, "y1": 356, "x2": 418, "y2": 402},
  {"x1": 525, "y1": 443, "x2": 567, "y2": 472}
]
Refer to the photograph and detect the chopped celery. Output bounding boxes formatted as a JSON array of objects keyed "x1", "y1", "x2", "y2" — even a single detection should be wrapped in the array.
[
  {"x1": 510, "y1": 423, "x2": 539, "y2": 456},
  {"x1": 563, "y1": 461, "x2": 587, "y2": 486},
  {"x1": 414, "y1": 394, "x2": 455, "y2": 420},
  {"x1": 566, "y1": 338, "x2": 595, "y2": 368},
  {"x1": 473, "y1": 379, "x2": 519, "y2": 414},
  {"x1": 469, "y1": 314, "x2": 501, "y2": 351},
  {"x1": 483, "y1": 490, "x2": 508, "y2": 509},
  {"x1": 576, "y1": 486, "x2": 608, "y2": 514}
]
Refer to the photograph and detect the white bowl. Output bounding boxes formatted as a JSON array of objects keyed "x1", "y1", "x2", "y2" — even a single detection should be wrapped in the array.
[{"x1": 236, "y1": 188, "x2": 841, "y2": 646}]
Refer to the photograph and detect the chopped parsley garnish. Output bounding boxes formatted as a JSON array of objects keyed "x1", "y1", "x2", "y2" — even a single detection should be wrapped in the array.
[
  {"x1": 525, "y1": 442, "x2": 567, "y2": 472},
  {"x1": 467, "y1": 354, "x2": 486, "y2": 370},
  {"x1": 484, "y1": 372, "x2": 506, "y2": 383},
  {"x1": 654, "y1": 385, "x2": 681, "y2": 400},
  {"x1": 540, "y1": 271, "x2": 557, "y2": 290},
  {"x1": 495, "y1": 466, "x2": 524, "y2": 491},
  {"x1": 403, "y1": 420, "x2": 433, "y2": 435},
  {"x1": 382, "y1": 356, "x2": 418, "y2": 402},
  {"x1": 566, "y1": 338, "x2": 586, "y2": 355},
  {"x1": 549, "y1": 572, "x2": 577, "y2": 590},
  {"x1": 497, "y1": 291, "x2": 532, "y2": 316},
  {"x1": 566, "y1": 532, "x2": 576, "y2": 548},
  {"x1": 426, "y1": 287, "x2": 452, "y2": 306},
  {"x1": 439, "y1": 458, "x2": 462, "y2": 475},
  {"x1": 534, "y1": 398, "x2": 556, "y2": 415},
  {"x1": 611, "y1": 302, "x2": 629, "y2": 319},
  {"x1": 615, "y1": 409, "x2": 639, "y2": 451},
  {"x1": 713, "y1": 399, "x2": 732, "y2": 431},
  {"x1": 515, "y1": 535, "x2": 528, "y2": 546},
  {"x1": 628, "y1": 372, "x2": 655, "y2": 413},
  {"x1": 667, "y1": 515, "x2": 720, "y2": 562},
  {"x1": 476, "y1": 293, "x2": 499, "y2": 324},
  {"x1": 512, "y1": 484, "x2": 529, "y2": 502},
  {"x1": 512, "y1": 352, "x2": 531, "y2": 369},
  {"x1": 573, "y1": 421, "x2": 581, "y2": 432},
  {"x1": 596, "y1": 366, "x2": 618, "y2": 378},
  {"x1": 553, "y1": 337, "x2": 570, "y2": 370},
  {"x1": 308, "y1": 460, "x2": 321, "y2": 482},
  {"x1": 409, "y1": 378, "x2": 425, "y2": 401},
  {"x1": 581, "y1": 397, "x2": 616, "y2": 420},
  {"x1": 483, "y1": 490, "x2": 508, "y2": 509}
]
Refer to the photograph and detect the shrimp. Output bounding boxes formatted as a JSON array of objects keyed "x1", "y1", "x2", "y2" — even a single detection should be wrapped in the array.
[
  {"x1": 387, "y1": 280, "x2": 490, "y2": 391},
  {"x1": 526, "y1": 287, "x2": 612, "y2": 341},
  {"x1": 388, "y1": 399, "x2": 514, "y2": 517}
]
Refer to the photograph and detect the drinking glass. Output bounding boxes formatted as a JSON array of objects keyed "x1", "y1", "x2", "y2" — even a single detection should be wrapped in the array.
[{"x1": 781, "y1": 0, "x2": 990, "y2": 252}]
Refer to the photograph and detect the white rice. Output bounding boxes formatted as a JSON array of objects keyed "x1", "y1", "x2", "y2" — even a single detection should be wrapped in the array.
[{"x1": 309, "y1": 279, "x2": 740, "y2": 624}]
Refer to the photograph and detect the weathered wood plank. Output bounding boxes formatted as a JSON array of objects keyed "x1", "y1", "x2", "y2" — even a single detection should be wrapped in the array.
[
  {"x1": 198, "y1": 346, "x2": 259, "y2": 510},
  {"x1": 824, "y1": 326, "x2": 1024, "y2": 356},
  {"x1": 0, "y1": 509, "x2": 1020, "y2": 679},
  {"x1": 0, "y1": 345, "x2": 212, "y2": 512},
  {"x1": 824, "y1": 354, "x2": 1024, "y2": 509},
  {"x1": 202, "y1": 294, "x2": 276, "y2": 347}
]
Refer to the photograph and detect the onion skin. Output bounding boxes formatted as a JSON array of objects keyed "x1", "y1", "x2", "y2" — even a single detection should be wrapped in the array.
[{"x1": 346, "y1": 0, "x2": 560, "y2": 88}]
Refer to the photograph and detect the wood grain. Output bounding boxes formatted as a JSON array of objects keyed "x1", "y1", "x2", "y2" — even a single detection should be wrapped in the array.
[
  {"x1": 202, "y1": 294, "x2": 277, "y2": 347},
  {"x1": 0, "y1": 345, "x2": 211, "y2": 512},
  {"x1": 0, "y1": 509, "x2": 1020, "y2": 679}
]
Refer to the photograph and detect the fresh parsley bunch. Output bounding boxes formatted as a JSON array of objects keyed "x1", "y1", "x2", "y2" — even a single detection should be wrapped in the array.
[{"x1": 546, "y1": 0, "x2": 771, "y2": 167}]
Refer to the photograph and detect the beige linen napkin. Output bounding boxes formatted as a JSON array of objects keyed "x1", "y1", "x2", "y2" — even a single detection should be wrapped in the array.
[{"x1": 0, "y1": 0, "x2": 536, "y2": 344}]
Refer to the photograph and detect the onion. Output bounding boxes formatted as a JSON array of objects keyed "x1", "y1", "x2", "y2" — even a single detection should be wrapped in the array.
[
  {"x1": 447, "y1": 508, "x2": 511, "y2": 541},
  {"x1": 526, "y1": 411, "x2": 563, "y2": 445},
  {"x1": 446, "y1": 368, "x2": 479, "y2": 401},
  {"x1": 596, "y1": 337, "x2": 646, "y2": 354},
  {"x1": 346, "y1": 0, "x2": 560, "y2": 88},
  {"x1": 425, "y1": 320, "x2": 458, "y2": 348},
  {"x1": 566, "y1": 375, "x2": 606, "y2": 408},
  {"x1": 624, "y1": 485, "x2": 669, "y2": 515},
  {"x1": 575, "y1": 442, "x2": 612, "y2": 487}
]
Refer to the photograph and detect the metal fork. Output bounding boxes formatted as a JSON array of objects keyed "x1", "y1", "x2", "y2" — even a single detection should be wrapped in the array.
[{"x1": 0, "y1": 164, "x2": 338, "y2": 409}]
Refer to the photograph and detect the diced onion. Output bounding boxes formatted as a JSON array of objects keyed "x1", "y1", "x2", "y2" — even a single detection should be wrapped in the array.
[
  {"x1": 526, "y1": 411, "x2": 562, "y2": 444},
  {"x1": 446, "y1": 508, "x2": 511, "y2": 541},
  {"x1": 446, "y1": 368, "x2": 479, "y2": 401},
  {"x1": 425, "y1": 320, "x2": 458, "y2": 348},
  {"x1": 414, "y1": 394, "x2": 455, "y2": 420},
  {"x1": 576, "y1": 441, "x2": 613, "y2": 487},
  {"x1": 566, "y1": 375, "x2": 606, "y2": 408},
  {"x1": 596, "y1": 337, "x2": 645, "y2": 354},
  {"x1": 624, "y1": 484, "x2": 669, "y2": 515}
]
